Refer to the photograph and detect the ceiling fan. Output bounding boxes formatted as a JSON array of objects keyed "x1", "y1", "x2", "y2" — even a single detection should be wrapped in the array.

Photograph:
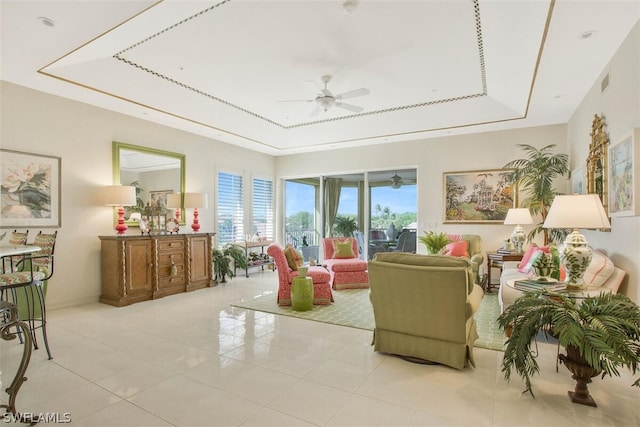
[
  {"x1": 280, "y1": 75, "x2": 369, "y2": 115},
  {"x1": 390, "y1": 172, "x2": 403, "y2": 189},
  {"x1": 390, "y1": 171, "x2": 416, "y2": 189}
]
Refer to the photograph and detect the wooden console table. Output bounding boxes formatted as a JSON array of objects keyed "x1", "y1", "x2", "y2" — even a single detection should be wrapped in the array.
[
  {"x1": 99, "y1": 233, "x2": 215, "y2": 306},
  {"x1": 486, "y1": 251, "x2": 524, "y2": 293}
]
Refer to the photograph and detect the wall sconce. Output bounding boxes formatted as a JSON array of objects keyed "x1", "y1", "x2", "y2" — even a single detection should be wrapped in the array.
[
  {"x1": 543, "y1": 194, "x2": 611, "y2": 288},
  {"x1": 183, "y1": 192, "x2": 208, "y2": 232},
  {"x1": 503, "y1": 208, "x2": 534, "y2": 253},
  {"x1": 103, "y1": 185, "x2": 137, "y2": 235}
]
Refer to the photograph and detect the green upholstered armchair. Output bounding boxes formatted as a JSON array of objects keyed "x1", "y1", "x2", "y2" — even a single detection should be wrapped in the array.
[
  {"x1": 368, "y1": 252, "x2": 484, "y2": 369},
  {"x1": 446, "y1": 234, "x2": 484, "y2": 285}
]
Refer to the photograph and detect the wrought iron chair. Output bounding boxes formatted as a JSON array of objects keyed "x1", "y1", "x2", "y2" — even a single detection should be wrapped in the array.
[{"x1": 0, "y1": 231, "x2": 57, "y2": 359}]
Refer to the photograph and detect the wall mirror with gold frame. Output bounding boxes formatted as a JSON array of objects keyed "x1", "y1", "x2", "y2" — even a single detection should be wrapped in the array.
[
  {"x1": 113, "y1": 141, "x2": 186, "y2": 226},
  {"x1": 586, "y1": 113, "x2": 609, "y2": 218}
]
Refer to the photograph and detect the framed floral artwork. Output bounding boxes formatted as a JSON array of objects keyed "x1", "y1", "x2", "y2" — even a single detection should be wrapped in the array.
[
  {"x1": 0, "y1": 149, "x2": 61, "y2": 228},
  {"x1": 608, "y1": 128, "x2": 640, "y2": 217},
  {"x1": 443, "y1": 169, "x2": 516, "y2": 223}
]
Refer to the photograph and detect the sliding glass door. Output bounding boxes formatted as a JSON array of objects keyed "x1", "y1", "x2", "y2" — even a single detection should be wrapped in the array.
[{"x1": 284, "y1": 169, "x2": 417, "y2": 260}]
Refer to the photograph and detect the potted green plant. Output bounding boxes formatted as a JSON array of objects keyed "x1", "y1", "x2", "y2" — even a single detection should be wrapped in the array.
[
  {"x1": 497, "y1": 291, "x2": 640, "y2": 407},
  {"x1": 418, "y1": 231, "x2": 452, "y2": 254},
  {"x1": 212, "y1": 243, "x2": 249, "y2": 283},
  {"x1": 503, "y1": 144, "x2": 570, "y2": 245},
  {"x1": 333, "y1": 215, "x2": 358, "y2": 237}
]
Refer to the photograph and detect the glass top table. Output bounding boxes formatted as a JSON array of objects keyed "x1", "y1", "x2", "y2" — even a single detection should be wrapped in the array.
[{"x1": 506, "y1": 278, "x2": 614, "y2": 301}]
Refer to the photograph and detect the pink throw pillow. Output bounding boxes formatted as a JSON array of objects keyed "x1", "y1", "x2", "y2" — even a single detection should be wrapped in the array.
[
  {"x1": 518, "y1": 245, "x2": 549, "y2": 271},
  {"x1": 443, "y1": 240, "x2": 469, "y2": 257},
  {"x1": 518, "y1": 248, "x2": 546, "y2": 274}
]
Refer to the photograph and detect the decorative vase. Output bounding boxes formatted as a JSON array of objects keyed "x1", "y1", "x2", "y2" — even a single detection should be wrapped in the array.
[
  {"x1": 533, "y1": 265, "x2": 553, "y2": 280},
  {"x1": 558, "y1": 344, "x2": 601, "y2": 407},
  {"x1": 561, "y1": 231, "x2": 592, "y2": 288},
  {"x1": 291, "y1": 266, "x2": 313, "y2": 311}
]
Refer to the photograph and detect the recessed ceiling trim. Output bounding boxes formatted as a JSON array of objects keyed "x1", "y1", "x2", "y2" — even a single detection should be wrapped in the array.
[{"x1": 113, "y1": 0, "x2": 488, "y2": 129}]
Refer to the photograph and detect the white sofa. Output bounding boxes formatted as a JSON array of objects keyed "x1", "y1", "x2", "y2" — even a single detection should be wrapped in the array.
[{"x1": 498, "y1": 246, "x2": 626, "y2": 313}]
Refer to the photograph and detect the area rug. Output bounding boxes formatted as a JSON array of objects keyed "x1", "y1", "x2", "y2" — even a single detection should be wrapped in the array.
[{"x1": 231, "y1": 290, "x2": 505, "y2": 351}]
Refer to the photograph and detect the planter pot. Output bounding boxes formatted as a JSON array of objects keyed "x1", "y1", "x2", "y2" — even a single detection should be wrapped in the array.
[{"x1": 558, "y1": 344, "x2": 601, "y2": 407}]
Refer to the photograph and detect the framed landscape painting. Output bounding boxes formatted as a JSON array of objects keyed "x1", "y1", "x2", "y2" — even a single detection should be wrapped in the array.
[
  {"x1": 0, "y1": 149, "x2": 61, "y2": 228},
  {"x1": 443, "y1": 169, "x2": 515, "y2": 223},
  {"x1": 149, "y1": 189, "x2": 173, "y2": 211},
  {"x1": 608, "y1": 128, "x2": 639, "y2": 217}
]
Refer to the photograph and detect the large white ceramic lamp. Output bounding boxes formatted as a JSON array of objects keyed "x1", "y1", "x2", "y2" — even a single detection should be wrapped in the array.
[
  {"x1": 542, "y1": 194, "x2": 611, "y2": 288},
  {"x1": 503, "y1": 208, "x2": 534, "y2": 253},
  {"x1": 184, "y1": 192, "x2": 208, "y2": 232},
  {"x1": 103, "y1": 185, "x2": 137, "y2": 235}
]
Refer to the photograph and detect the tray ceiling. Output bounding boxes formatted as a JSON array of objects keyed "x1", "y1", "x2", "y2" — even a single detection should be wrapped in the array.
[{"x1": 2, "y1": 0, "x2": 639, "y2": 155}]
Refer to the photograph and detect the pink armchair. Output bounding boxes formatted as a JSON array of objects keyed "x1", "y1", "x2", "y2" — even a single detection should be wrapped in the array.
[
  {"x1": 322, "y1": 237, "x2": 369, "y2": 290},
  {"x1": 266, "y1": 243, "x2": 333, "y2": 306}
]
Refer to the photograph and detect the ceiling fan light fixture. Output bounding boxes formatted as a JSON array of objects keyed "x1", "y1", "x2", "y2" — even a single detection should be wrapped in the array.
[
  {"x1": 390, "y1": 172, "x2": 402, "y2": 189},
  {"x1": 317, "y1": 96, "x2": 336, "y2": 111}
]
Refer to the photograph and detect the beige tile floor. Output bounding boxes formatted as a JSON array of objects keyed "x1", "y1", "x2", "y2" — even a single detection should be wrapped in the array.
[{"x1": 1, "y1": 272, "x2": 639, "y2": 426}]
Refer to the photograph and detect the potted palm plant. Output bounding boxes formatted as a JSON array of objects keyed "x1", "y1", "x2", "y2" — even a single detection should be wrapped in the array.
[
  {"x1": 497, "y1": 291, "x2": 640, "y2": 407},
  {"x1": 503, "y1": 144, "x2": 570, "y2": 245},
  {"x1": 418, "y1": 231, "x2": 452, "y2": 254},
  {"x1": 333, "y1": 215, "x2": 358, "y2": 237},
  {"x1": 212, "y1": 243, "x2": 249, "y2": 283}
]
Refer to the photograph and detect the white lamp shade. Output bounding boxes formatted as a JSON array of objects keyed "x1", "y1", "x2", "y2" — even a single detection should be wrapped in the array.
[
  {"x1": 503, "y1": 208, "x2": 533, "y2": 225},
  {"x1": 184, "y1": 192, "x2": 208, "y2": 209},
  {"x1": 166, "y1": 193, "x2": 182, "y2": 209},
  {"x1": 103, "y1": 185, "x2": 136, "y2": 206},
  {"x1": 543, "y1": 194, "x2": 611, "y2": 229}
]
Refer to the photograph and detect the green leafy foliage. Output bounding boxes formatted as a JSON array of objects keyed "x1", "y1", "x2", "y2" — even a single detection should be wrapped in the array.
[
  {"x1": 503, "y1": 144, "x2": 570, "y2": 244},
  {"x1": 333, "y1": 215, "x2": 358, "y2": 237},
  {"x1": 498, "y1": 292, "x2": 640, "y2": 397},
  {"x1": 418, "y1": 231, "x2": 452, "y2": 254},
  {"x1": 212, "y1": 244, "x2": 249, "y2": 281}
]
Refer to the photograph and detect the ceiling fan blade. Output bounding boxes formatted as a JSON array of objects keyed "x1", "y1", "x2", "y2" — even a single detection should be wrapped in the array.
[
  {"x1": 336, "y1": 102, "x2": 364, "y2": 113},
  {"x1": 335, "y1": 88, "x2": 370, "y2": 100}
]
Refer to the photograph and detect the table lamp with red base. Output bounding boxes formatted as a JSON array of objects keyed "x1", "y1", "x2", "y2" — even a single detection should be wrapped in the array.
[
  {"x1": 103, "y1": 185, "x2": 137, "y2": 235},
  {"x1": 184, "y1": 192, "x2": 208, "y2": 232}
]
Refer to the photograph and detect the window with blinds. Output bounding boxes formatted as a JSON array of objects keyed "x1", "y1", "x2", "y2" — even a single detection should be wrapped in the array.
[
  {"x1": 217, "y1": 172, "x2": 244, "y2": 246},
  {"x1": 252, "y1": 177, "x2": 274, "y2": 240}
]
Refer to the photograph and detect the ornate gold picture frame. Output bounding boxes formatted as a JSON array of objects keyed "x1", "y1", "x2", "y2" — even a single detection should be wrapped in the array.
[{"x1": 586, "y1": 114, "x2": 609, "y2": 217}]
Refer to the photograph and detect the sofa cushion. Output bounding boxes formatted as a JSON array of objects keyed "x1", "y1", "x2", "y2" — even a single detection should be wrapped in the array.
[
  {"x1": 291, "y1": 266, "x2": 331, "y2": 284},
  {"x1": 584, "y1": 249, "x2": 615, "y2": 286},
  {"x1": 284, "y1": 244, "x2": 303, "y2": 271},
  {"x1": 325, "y1": 258, "x2": 367, "y2": 272},
  {"x1": 443, "y1": 240, "x2": 469, "y2": 257},
  {"x1": 334, "y1": 240, "x2": 356, "y2": 258}
]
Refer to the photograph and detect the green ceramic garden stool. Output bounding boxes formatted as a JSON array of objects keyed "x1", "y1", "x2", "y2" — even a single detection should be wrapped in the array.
[{"x1": 291, "y1": 266, "x2": 313, "y2": 311}]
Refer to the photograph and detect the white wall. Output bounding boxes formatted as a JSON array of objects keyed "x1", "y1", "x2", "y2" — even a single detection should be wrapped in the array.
[
  {"x1": 276, "y1": 124, "x2": 568, "y2": 258},
  {"x1": 567, "y1": 20, "x2": 640, "y2": 301},
  {"x1": 0, "y1": 81, "x2": 275, "y2": 309}
]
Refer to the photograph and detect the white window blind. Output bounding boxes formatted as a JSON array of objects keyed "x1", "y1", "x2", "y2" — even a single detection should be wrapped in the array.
[
  {"x1": 252, "y1": 178, "x2": 274, "y2": 240},
  {"x1": 217, "y1": 172, "x2": 244, "y2": 247}
]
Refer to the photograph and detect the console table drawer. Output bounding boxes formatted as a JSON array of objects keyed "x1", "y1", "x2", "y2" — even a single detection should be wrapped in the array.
[{"x1": 158, "y1": 239, "x2": 184, "y2": 251}]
